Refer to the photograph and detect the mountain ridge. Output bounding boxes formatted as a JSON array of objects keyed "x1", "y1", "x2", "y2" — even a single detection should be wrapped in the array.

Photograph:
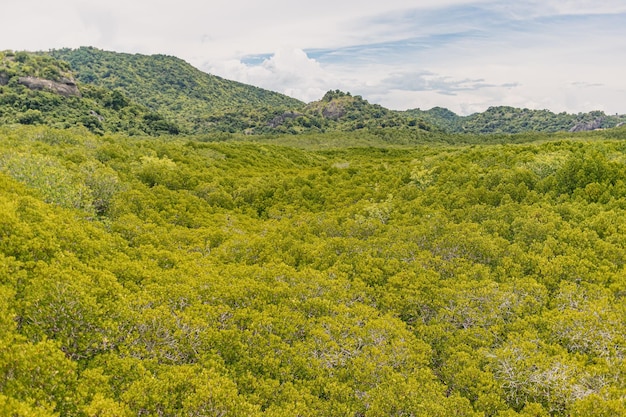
[
  {"x1": 405, "y1": 105, "x2": 626, "y2": 134},
  {"x1": 2, "y1": 46, "x2": 624, "y2": 136},
  {"x1": 46, "y1": 47, "x2": 305, "y2": 134}
]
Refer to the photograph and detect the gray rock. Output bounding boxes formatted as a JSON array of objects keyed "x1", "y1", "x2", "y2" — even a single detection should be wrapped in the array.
[
  {"x1": 17, "y1": 76, "x2": 81, "y2": 97},
  {"x1": 268, "y1": 111, "x2": 300, "y2": 128},
  {"x1": 321, "y1": 101, "x2": 345, "y2": 120},
  {"x1": 569, "y1": 118, "x2": 603, "y2": 132}
]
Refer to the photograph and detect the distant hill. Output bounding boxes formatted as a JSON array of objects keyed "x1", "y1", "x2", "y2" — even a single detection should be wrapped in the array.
[
  {"x1": 406, "y1": 106, "x2": 626, "y2": 134},
  {"x1": 262, "y1": 90, "x2": 432, "y2": 134},
  {"x1": 3, "y1": 46, "x2": 624, "y2": 136},
  {"x1": 45, "y1": 48, "x2": 435, "y2": 135},
  {"x1": 46, "y1": 47, "x2": 304, "y2": 134},
  {"x1": 0, "y1": 47, "x2": 432, "y2": 136}
]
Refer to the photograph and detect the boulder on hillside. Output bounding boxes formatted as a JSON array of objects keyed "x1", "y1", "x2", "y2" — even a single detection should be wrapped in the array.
[
  {"x1": 321, "y1": 100, "x2": 346, "y2": 120},
  {"x1": 268, "y1": 111, "x2": 301, "y2": 128},
  {"x1": 18, "y1": 76, "x2": 81, "y2": 97},
  {"x1": 569, "y1": 118, "x2": 603, "y2": 132}
]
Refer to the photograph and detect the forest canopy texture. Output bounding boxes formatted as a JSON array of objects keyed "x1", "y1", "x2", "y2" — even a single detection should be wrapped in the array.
[{"x1": 0, "y1": 124, "x2": 625, "y2": 416}]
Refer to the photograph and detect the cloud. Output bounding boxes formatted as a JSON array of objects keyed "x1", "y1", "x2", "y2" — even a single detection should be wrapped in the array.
[
  {"x1": 571, "y1": 82, "x2": 605, "y2": 88},
  {"x1": 528, "y1": 0, "x2": 626, "y2": 15},
  {"x1": 203, "y1": 48, "x2": 338, "y2": 103},
  {"x1": 381, "y1": 72, "x2": 509, "y2": 95},
  {"x1": 76, "y1": 5, "x2": 119, "y2": 46}
]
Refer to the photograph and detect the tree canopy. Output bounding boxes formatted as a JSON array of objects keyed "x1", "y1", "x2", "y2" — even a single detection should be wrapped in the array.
[{"x1": 0, "y1": 123, "x2": 625, "y2": 415}]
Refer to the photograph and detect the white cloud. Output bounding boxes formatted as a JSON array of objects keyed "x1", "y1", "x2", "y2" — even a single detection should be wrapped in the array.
[
  {"x1": 533, "y1": 0, "x2": 626, "y2": 15},
  {"x1": 204, "y1": 48, "x2": 338, "y2": 103}
]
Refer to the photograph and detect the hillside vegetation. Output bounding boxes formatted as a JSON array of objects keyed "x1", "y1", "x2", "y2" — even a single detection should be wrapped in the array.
[
  {"x1": 2, "y1": 47, "x2": 623, "y2": 137},
  {"x1": 0, "y1": 124, "x2": 625, "y2": 415},
  {"x1": 47, "y1": 47, "x2": 305, "y2": 134},
  {"x1": 47, "y1": 48, "x2": 436, "y2": 135},
  {"x1": 0, "y1": 50, "x2": 181, "y2": 135},
  {"x1": 0, "y1": 48, "x2": 431, "y2": 136},
  {"x1": 408, "y1": 106, "x2": 626, "y2": 134}
]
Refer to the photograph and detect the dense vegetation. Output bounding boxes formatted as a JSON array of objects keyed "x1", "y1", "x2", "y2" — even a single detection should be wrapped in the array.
[
  {"x1": 0, "y1": 50, "x2": 181, "y2": 136},
  {"x1": 45, "y1": 48, "x2": 436, "y2": 135},
  {"x1": 408, "y1": 106, "x2": 626, "y2": 134},
  {"x1": 4, "y1": 47, "x2": 624, "y2": 137},
  {"x1": 0, "y1": 48, "x2": 429, "y2": 135},
  {"x1": 1, "y1": 122, "x2": 626, "y2": 416},
  {"x1": 46, "y1": 47, "x2": 304, "y2": 134}
]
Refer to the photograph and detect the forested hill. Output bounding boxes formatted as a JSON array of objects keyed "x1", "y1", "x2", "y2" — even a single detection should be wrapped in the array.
[
  {"x1": 4, "y1": 46, "x2": 625, "y2": 136},
  {"x1": 0, "y1": 50, "x2": 181, "y2": 135},
  {"x1": 33, "y1": 48, "x2": 429, "y2": 135},
  {"x1": 46, "y1": 47, "x2": 305, "y2": 134},
  {"x1": 407, "y1": 105, "x2": 626, "y2": 134}
]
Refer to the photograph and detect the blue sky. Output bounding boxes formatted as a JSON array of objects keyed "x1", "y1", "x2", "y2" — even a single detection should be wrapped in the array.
[{"x1": 1, "y1": 0, "x2": 625, "y2": 115}]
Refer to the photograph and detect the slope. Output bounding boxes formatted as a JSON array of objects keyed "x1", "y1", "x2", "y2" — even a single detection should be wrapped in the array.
[
  {"x1": 407, "y1": 105, "x2": 626, "y2": 134},
  {"x1": 47, "y1": 47, "x2": 304, "y2": 134},
  {"x1": 260, "y1": 90, "x2": 433, "y2": 134},
  {"x1": 0, "y1": 50, "x2": 181, "y2": 135}
]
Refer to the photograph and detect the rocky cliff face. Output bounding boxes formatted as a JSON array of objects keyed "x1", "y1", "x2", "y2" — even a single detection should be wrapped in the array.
[{"x1": 17, "y1": 76, "x2": 81, "y2": 97}]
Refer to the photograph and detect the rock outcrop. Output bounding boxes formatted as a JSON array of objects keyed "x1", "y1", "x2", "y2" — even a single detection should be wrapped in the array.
[
  {"x1": 18, "y1": 76, "x2": 81, "y2": 97},
  {"x1": 569, "y1": 118, "x2": 603, "y2": 132},
  {"x1": 321, "y1": 101, "x2": 346, "y2": 120},
  {"x1": 268, "y1": 111, "x2": 301, "y2": 128}
]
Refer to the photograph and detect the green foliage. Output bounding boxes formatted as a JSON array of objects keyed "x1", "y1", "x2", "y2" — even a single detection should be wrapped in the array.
[
  {"x1": 47, "y1": 47, "x2": 303, "y2": 134},
  {"x1": 3, "y1": 48, "x2": 625, "y2": 137},
  {"x1": 0, "y1": 51, "x2": 181, "y2": 136},
  {"x1": 1, "y1": 50, "x2": 72, "y2": 81},
  {"x1": 41, "y1": 48, "x2": 438, "y2": 135},
  {"x1": 281, "y1": 90, "x2": 433, "y2": 133},
  {"x1": 0, "y1": 124, "x2": 625, "y2": 416},
  {"x1": 0, "y1": 337, "x2": 79, "y2": 415},
  {"x1": 407, "y1": 105, "x2": 626, "y2": 134}
]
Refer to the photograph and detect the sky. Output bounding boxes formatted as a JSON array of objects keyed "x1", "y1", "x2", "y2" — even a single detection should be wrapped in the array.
[{"x1": 2, "y1": 0, "x2": 626, "y2": 115}]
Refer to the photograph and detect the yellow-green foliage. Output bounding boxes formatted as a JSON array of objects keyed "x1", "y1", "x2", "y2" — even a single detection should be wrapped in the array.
[{"x1": 0, "y1": 125, "x2": 625, "y2": 416}]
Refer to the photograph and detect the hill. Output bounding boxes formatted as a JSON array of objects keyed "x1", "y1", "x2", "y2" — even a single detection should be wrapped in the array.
[
  {"x1": 46, "y1": 47, "x2": 305, "y2": 134},
  {"x1": 48, "y1": 48, "x2": 436, "y2": 135},
  {"x1": 262, "y1": 90, "x2": 432, "y2": 134},
  {"x1": 45, "y1": 48, "x2": 435, "y2": 135},
  {"x1": 0, "y1": 50, "x2": 181, "y2": 135},
  {"x1": 41, "y1": 46, "x2": 626, "y2": 136},
  {"x1": 407, "y1": 105, "x2": 626, "y2": 134},
  {"x1": 2, "y1": 46, "x2": 623, "y2": 136}
]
